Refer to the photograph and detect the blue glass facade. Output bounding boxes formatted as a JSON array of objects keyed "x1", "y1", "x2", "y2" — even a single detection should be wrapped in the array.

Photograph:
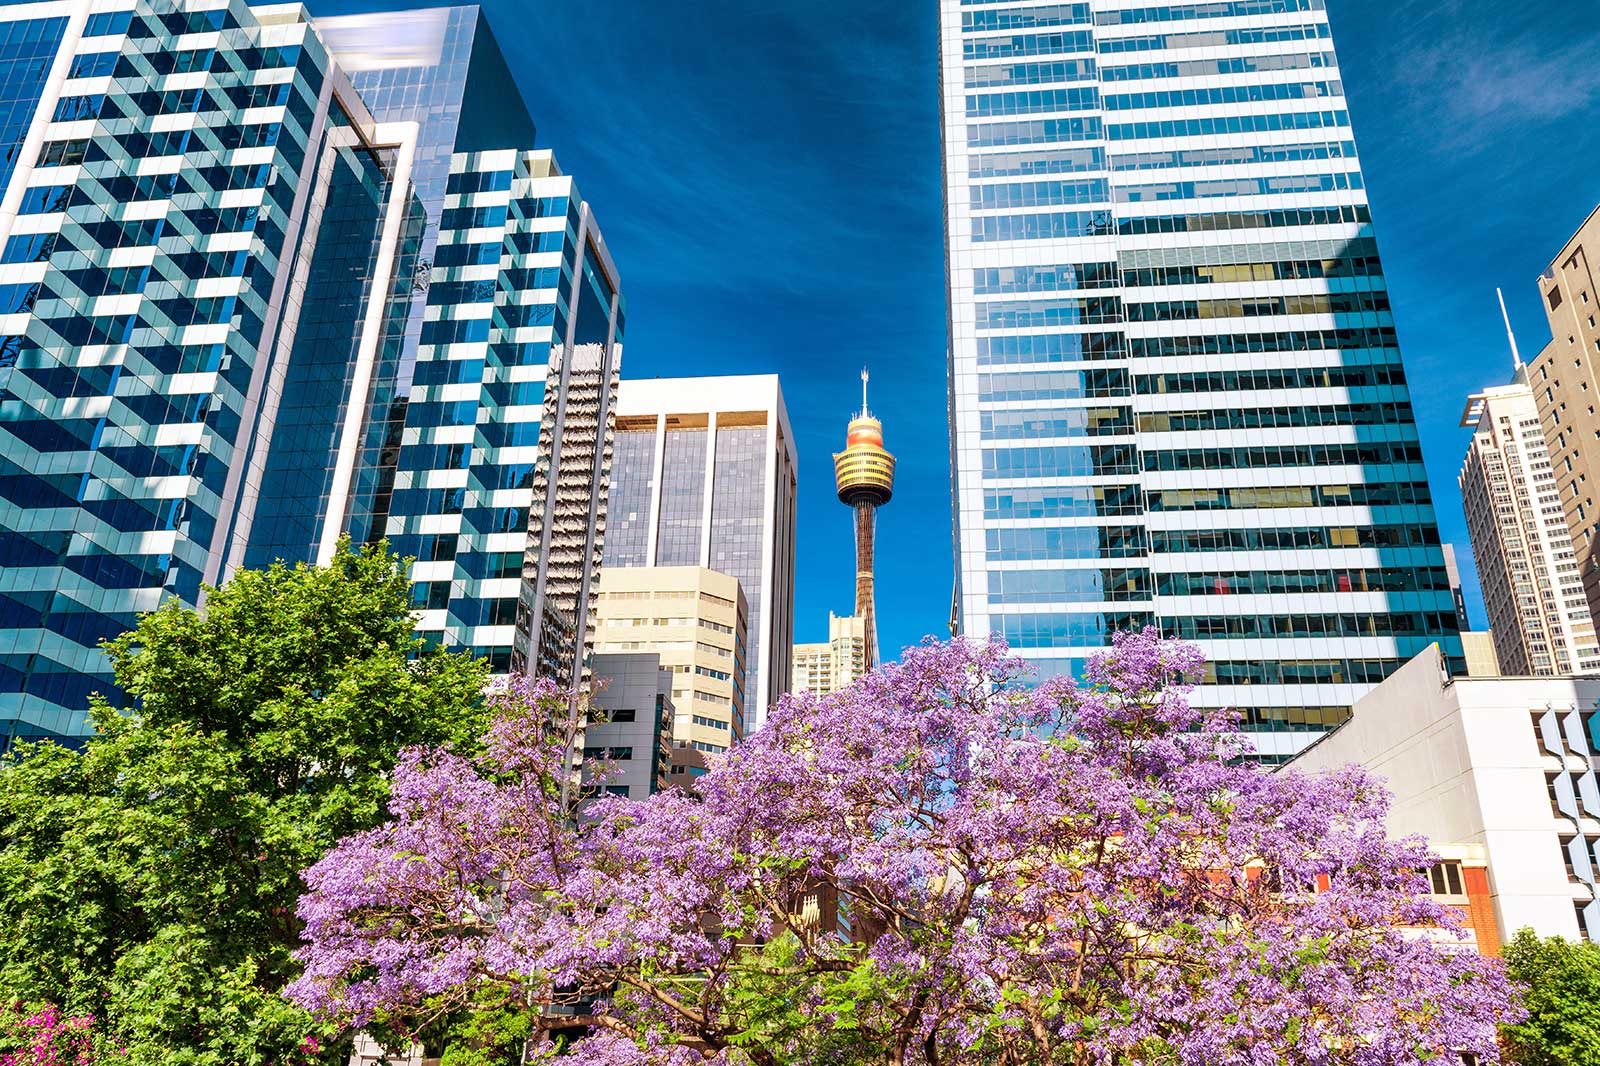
[
  {"x1": 939, "y1": 0, "x2": 1460, "y2": 760},
  {"x1": 0, "y1": 1, "x2": 584, "y2": 748}
]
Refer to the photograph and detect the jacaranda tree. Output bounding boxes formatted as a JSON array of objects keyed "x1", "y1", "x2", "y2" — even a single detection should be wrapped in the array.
[{"x1": 290, "y1": 629, "x2": 1516, "y2": 1065}]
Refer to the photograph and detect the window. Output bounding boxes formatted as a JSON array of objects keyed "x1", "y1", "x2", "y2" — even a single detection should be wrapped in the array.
[{"x1": 1428, "y1": 862, "x2": 1464, "y2": 897}]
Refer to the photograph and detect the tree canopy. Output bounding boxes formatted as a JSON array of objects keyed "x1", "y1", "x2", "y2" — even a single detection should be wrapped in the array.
[
  {"x1": 1502, "y1": 927, "x2": 1600, "y2": 1065},
  {"x1": 291, "y1": 629, "x2": 1515, "y2": 1065},
  {"x1": 0, "y1": 543, "x2": 491, "y2": 1065}
]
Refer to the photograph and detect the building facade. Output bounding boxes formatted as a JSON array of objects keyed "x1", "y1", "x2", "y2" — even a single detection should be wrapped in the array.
[
  {"x1": 586, "y1": 651, "x2": 672, "y2": 800},
  {"x1": 603, "y1": 375, "x2": 796, "y2": 730},
  {"x1": 0, "y1": 0, "x2": 617, "y2": 745},
  {"x1": 1289, "y1": 644, "x2": 1600, "y2": 943},
  {"x1": 591, "y1": 565, "x2": 747, "y2": 778},
  {"x1": 1458, "y1": 379, "x2": 1599, "y2": 676},
  {"x1": 791, "y1": 611, "x2": 868, "y2": 698},
  {"x1": 937, "y1": 0, "x2": 1461, "y2": 758},
  {"x1": 1528, "y1": 206, "x2": 1600, "y2": 635}
]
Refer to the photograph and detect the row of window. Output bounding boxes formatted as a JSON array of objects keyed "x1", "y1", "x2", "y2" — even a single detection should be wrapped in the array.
[
  {"x1": 1099, "y1": 51, "x2": 1336, "y2": 84},
  {"x1": 1122, "y1": 252, "x2": 1383, "y2": 288},
  {"x1": 1168, "y1": 610, "x2": 1455, "y2": 640},
  {"x1": 962, "y1": 4, "x2": 1090, "y2": 33},
  {"x1": 1093, "y1": 0, "x2": 1323, "y2": 26},
  {"x1": 1134, "y1": 363, "x2": 1405, "y2": 394},
  {"x1": 1156, "y1": 566, "x2": 1451, "y2": 596},
  {"x1": 963, "y1": 31, "x2": 1094, "y2": 62},
  {"x1": 969, "y1": 146, "x2": 1103, "y2": 178},
  {"x1": 1149, "y1": 523, "x2": 1441, "y2": 553},
  {"x1": 985, "y1": 485, "x2": 1144, "y2": 519},
  {"x1": 1138, "y1": 401, "x2": 1415, "y2": 432},
  {"x1": 1108, "y1": 109, "x2": 1349, "y2": 141},
  {"x1": 1096, "y1": 21, "x2": 1331, "y2": 54},
  {"x1": 980, "y1": 407, "x2": 1132, "y2": 440},
  {"x1": 964, "y1": 58, "x2": 1097, "y2": 89},
  {"x1": 1141, "y1": 441, "x2": 1422, "y2": 472},
  {"x1": 987, "y1": 567, "x2": 1151, "y2": 603},
  {"x1": 1117, "y1": 171, "x2": 1363, "y2": 204},
  {"x1": 986, "y1": 524, "x2": 1148, "y2": 561},
  {"x1": 1145, "y1": 482, "x2": 1432, "y2": 512},
  {"x1": 966, "y1": 86, "x2": 1099, "y2": 118},
  {"x1": 1125, "y1": 291, "x2": 1390, "y2": 322},
  {"x1": 1103, "y1": 80, "x2": 1342, "y2": 112},
  {"x1": 973, "y1": 262, "x2": 1118, "y2": 294},
  {"x1": 1108, "y1": 137, "x2": 1354, "y2": 172},
  {"x1": 1128, "y1": 325, "x2": 1399, "y2": 359},
  {"x1": 971, "y1": 177, "x2": 1107, "y2": 209},
  {"x1": 984, "y1": 444, "x2": 1139, "y2": 478}
]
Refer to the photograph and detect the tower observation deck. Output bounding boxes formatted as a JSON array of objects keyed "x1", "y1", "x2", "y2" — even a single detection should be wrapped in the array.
[{"x1": 832, "y1": 370, "x2": 896, "y2": 668}]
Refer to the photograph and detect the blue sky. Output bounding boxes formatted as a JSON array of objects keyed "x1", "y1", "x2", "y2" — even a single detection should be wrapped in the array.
[{"x1": 326, "y1": 0, "x2": 1600, "y2": 657}]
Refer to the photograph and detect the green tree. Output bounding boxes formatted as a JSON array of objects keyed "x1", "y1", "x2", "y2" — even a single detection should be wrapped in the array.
[
  {"x1": 1503, "y1": 927, "x2": 1600, "y2": 1065},
  {"x1": 0, "y1": 543, "x2": 491, "y2": 1065}
]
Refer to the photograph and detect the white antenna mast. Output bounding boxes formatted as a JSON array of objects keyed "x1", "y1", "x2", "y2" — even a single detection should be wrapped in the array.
[
  {"x1": 1497, "y1": 287, "x2": 1523, "y2": 371},
  {"x1": 860, "y1": 367, "x2": 870, "y2": 417}
]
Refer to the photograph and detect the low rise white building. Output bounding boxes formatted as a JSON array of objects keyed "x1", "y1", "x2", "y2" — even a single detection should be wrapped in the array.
[{"x1": 1287, "y1": 644, "x2": 1600, "y2": 942}]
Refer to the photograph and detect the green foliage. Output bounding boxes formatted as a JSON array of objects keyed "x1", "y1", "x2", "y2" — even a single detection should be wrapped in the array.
[
  {"x1": 1502, "y1": 927, "x2": 1600, "y2": 1066},
  {"x1": 0, "y1": 542, "x2": 491, "y2": 1065}
]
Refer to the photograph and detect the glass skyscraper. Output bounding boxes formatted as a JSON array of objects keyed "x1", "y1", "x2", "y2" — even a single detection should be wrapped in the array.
[
  {"x1": 0, "y1": 0, "x2": 614, "y2": 747},
  {"x1": 939, "y1": 0, "x2": 1461, "y2": 758}
]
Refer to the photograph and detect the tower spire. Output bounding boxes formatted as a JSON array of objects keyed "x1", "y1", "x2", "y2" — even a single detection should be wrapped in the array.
[
  {"x1": 1498, "y1": 287, "x2": 1523, "y2": 372},
  {"x1": 861, "y1": 366, "x2": 870, "y2": 417}
]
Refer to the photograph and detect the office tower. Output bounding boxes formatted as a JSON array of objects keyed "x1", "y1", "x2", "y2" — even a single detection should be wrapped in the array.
[
  {"x1": 791, "y1": 611, "x2": 868, "y2": 697},
  {"x1": 603, "y1": 375, "x2": 797, "y2": 730},
  {"x1": 1527, "y1": 206, "x2": 1600, "y2": 632},
  {"x1": 388, "y1": 148, "x2": 622, "y2": 684},
  {"x1": 937, "y1": 0, "x2": 1460, "y2": 757},
  {"x1": 591, "y1": 566, "x2": 747, "y2": 778},
  {"x1": 832, "y1": 369, "x2": 895, "y2": 668},
  {"x1": 587, "y1": 652, "x2": 673, "y2": 799},
  {"x1": 1459, "y1": 380, "x2": 1600, "y2": 676},
  {"x1": 0, "y1": 0, "x2": 612, "y2": 747}
]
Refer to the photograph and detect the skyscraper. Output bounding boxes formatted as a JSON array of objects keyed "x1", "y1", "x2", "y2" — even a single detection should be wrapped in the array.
[
  {"x1": 832, "y1": 369, "x2": 895, "y2": 668},
  {"x1": 0, "y1": 0, "x2": 615, "y2": 745},
  {"x1": 602, "y1": 375, "x2": 797, "y2": 730},
  {"x1": 938, "y1": 0, "x2": 1461, "y2": 758},
  {"x1": 1527, "y1": 205, "x2": 1600, "y2": 634},
  {"x1": 1459, "y1": 378, "x2": 1599, "y2": 676}
]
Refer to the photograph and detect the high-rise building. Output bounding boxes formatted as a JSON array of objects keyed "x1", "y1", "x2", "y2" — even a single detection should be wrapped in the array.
[
  {"x1": 791, "y1": 611, "x2": 868, "y2": 697},
  {"x1": 591, "y1": 566, "x2": 747, "y2": 779},
  {"x1": 1527, "y1": 205, "x2": 1600, "y2": 632},
  {"x1": 832, "y1": 369, "x2": 895, "y2": 668},
  {"x1": 1459, "y1": 379, "x2": 1599, "y2": 676},
  {"x1": 0, "y1": 0, "x2": 617, "y2": 746},
  {"x1": 937, "y1": 0, "x2": 1460, "y2": 758},
  {"x1": 603, "y1": 375, "x2": 797, "y2": 730}
]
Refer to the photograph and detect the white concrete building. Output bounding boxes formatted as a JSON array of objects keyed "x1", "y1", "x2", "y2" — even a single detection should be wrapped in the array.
[
  {"x1": 602, "y1": 376, "x2": 797, "y2": 730},
  {"x1": 1459, "y1": 378, "x2": 1600, "y2": 676},
  {"x1": 1288, "y1": 644, "x2": 1600, "y2": 942}
]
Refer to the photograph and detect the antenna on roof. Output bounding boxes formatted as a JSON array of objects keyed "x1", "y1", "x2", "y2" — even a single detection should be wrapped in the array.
[
  {"x1": 860, "y1": 367, "x2": 870, "y2": 418},
  {"x1": 1497, "y1": 287, "x2": 1523, "y2": 371}
]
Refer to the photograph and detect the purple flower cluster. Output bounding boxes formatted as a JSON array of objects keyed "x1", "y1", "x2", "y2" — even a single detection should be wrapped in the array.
[{"x1": 288, "y1": 630, "x2": 1516, "y2": 1064}]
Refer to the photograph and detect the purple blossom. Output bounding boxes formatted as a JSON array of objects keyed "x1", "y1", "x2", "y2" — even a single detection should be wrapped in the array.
[{"x1": 289, "y1": 630, "x2": 1517, "y2": 1064}]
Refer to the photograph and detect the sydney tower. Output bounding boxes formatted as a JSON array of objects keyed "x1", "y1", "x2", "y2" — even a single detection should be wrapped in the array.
[{"x1": 832, "y1": 370, "x2": 896, "y2": 669}]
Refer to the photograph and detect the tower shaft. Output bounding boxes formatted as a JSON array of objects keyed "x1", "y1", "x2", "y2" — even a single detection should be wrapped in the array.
[{"x1": 854, "y1": 501, "x2": 878, "y2": 669}]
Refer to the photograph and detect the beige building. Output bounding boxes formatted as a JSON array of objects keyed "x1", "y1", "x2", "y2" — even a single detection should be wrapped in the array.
[
  {"x1": 1459, "y1": 379, "x2": 1600, "y2": 675},
  {"x1": 792, "y1": 612, "x2": 869, "y2": 697},
  {"x1": 1528, "y1": 205, "x2": 1600, "y2": 633},
  {"x1": 591, "y1": 566, "x2": 748, "y2": 779}
]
